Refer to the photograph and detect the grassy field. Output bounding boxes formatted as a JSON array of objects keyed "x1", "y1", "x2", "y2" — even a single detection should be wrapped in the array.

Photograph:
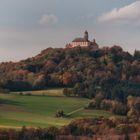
[
  {"x1": 11, "y1": 88, "x2": 65, "y2": 96},
  {"x1": 0, "y1": 89, "x2": 112, "y2": 129}
]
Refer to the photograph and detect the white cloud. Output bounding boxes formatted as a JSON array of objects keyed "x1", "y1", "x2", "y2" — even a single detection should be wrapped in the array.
[
  {"x1": 39, "y1": 14, "x2": 58, "y2": 26},
  {"x1": 98, "y1": 1, "x2": 140, "y2": 24}
]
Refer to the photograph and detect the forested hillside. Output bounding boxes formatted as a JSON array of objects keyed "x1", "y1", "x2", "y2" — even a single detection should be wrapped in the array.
[{"x1": 0, "y1": 46, "x2": 140, "y2": 102}]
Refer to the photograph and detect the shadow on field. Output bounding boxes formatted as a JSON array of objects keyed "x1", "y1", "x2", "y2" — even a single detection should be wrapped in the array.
[{"x1": 0, "y1": 99, "x2": 22, "y2": 106}]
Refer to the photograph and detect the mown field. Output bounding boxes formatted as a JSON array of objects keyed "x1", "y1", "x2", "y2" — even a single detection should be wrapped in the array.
[
  {"x1": 0, "y1": 89, "x2": 112, "y2": 129},
  {"x1": 11, "y1": 88, "x2": 65, "y2": 96}
]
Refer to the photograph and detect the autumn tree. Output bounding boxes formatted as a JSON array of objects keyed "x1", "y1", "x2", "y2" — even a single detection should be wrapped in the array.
[{"x1": 62, "y1": 72, "x2": 73, "y2": 86}]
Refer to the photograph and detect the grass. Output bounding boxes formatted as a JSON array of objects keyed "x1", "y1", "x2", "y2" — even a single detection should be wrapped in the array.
[
  {"x1": 11, "y1": 88, "x2": 64, "y2": 96},
  {"x1": 0, "y1": 89, "x2": 113, "y2": 129}
]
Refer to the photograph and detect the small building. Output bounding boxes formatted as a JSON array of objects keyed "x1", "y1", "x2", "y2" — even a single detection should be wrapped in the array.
[{"x1": 66, "y1": 31, "x2": 99, "y2": 49}]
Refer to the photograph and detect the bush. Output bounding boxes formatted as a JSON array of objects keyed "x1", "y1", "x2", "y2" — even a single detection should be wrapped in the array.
[
  {"x1": 55, "y1": 110, "x2": 65, "y2": 118},
  {"x1": 100, "y1": 100, "x2": 112, "y2": 110},
  {"x1": 111, "y1": 101, "x2": 128, "y2": 115},
  {"x1": 0, "y1": 88, "x2": 10, "y2": 94},
  {"x1": 116, "y1": 124, "x2": 136, "y2": 134},
  {"x1": 26, "y1": 93, "x2": 32, "y2": 96},
  {"x1": 47, "y1": 127, "x2": 58, "y2": 139},
  {"x1": 19, "y1": 92, "x2": 23, "y2": 96},
  {"x1": 63, "y1": 88, "x2": 74, "y2": 97},
  {"x1": 86, "y1": 100, "x2": 96, "y2": 109}
]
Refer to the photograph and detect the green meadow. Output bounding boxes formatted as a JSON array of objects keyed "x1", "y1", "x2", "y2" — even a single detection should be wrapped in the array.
[{"x1": 0, "y1": 89, "x2": 112, "y2": 129}]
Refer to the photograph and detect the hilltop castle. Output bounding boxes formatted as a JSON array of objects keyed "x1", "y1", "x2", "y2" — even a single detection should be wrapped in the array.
[{"x1": 66, "y1": 31, "x2": 99, "y2": 49}]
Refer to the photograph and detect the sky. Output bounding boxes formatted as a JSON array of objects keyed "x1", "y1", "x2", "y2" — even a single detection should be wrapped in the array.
[{"x1": 0, "y1": 0, "x2": 140, "y2": 62}]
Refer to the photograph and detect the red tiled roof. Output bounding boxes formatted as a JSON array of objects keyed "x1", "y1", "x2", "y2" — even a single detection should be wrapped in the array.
[{"x1": 72, "y1": 38, "x2": 89, "y2": 42}]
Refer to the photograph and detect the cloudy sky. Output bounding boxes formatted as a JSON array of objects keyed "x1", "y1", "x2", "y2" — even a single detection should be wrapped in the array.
[{"x1": 0, "y1": 0, "x2": 140, "y2": 62}]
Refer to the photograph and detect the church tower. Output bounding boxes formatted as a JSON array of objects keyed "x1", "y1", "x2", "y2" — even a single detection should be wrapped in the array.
[{"x1": 84, "y1": 30, "x2": 88, "y2": 41}]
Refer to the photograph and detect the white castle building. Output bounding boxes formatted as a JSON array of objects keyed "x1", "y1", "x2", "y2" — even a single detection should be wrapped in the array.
[{"x1": 66, "y1": 31, "x2": 99, "y2": 49}]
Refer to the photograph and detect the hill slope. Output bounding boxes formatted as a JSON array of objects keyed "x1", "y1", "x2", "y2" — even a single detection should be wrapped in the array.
[{"x1": 0, "y1": 46, "x2": 140, "y2": 102}]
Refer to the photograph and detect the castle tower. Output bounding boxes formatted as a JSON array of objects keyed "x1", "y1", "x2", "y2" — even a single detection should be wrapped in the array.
[{"x1": 84, "y1": 30, "x2": 88, "y2": 41}]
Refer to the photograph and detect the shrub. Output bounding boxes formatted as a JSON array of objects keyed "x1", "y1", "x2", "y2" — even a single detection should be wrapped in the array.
[
  {"x1": 55, "y1": 110, "x2": 65, "y2": 118},
  {"x1": 26, "y1": 93, "x2": 32, "y2": 96},
  {"x1": 86, "y1": 100, "x2": 96, "y2": 109},
  {"x1": 47, "y1": 127, "x2": 58, "y2": 139},
  {"x1": 116, "y1": 124, "x2": 136, "y2": 134},
  {"x1": 19, "y1": 92, "x2": 23, "y2": 96},
  {"x1": 100, "y1": 100, "x2": 112, "y2": 110},
  {"x1": 111, "y1": 101, "x2": 128, "y2": 115},
  {"x1": 63, "y1": 88, "x2": 74, "y2": 97}
]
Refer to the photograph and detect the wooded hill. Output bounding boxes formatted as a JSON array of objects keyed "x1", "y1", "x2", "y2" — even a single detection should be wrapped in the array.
[{"x1": 0, "y1": 46, "x2": 140, "y2": 102}]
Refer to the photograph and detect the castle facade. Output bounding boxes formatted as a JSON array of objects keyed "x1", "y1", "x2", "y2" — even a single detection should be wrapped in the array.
[{"x1": 66, "y1": 31, "x2": 99, "y2": 49}]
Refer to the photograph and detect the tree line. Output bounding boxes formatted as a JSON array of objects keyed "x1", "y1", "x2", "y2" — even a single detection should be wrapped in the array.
[{"x1": 0, "y1": 116, "x2": 139, "y2": 140}]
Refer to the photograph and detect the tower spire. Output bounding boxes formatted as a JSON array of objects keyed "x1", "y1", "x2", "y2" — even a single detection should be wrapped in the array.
[{"x1": 84, "y1": 30, "x2": 88, "y2": 41}]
